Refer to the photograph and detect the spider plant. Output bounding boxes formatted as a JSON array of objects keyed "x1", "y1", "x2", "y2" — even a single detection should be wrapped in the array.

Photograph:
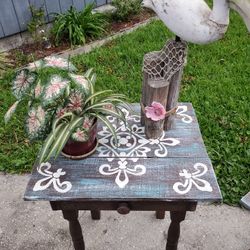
[{"x1": 4, "y1": 56, "x2": 129, "y2": 164}]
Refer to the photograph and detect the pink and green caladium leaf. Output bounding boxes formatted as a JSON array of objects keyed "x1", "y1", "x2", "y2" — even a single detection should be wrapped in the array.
[
  {"x1": 71, "y1": 128, "x2": 89, "y2": 142},
  {"x1": 34, "y1": 80, "x2": 43, "y2": 99},
  {"x1": 4, "y1": 101, "x2": 20, "y2": 124},
  {"x1": 12, "y1": 69, "x2": 36, "y2": 99},
  {"x1": 25, "y1": 106, "x2": 47, "y2": 140},
  {"x1": 44, "y1": 56, "x2": 76, "y2": 71},
  {"x1": 69, "y1": 74, "x2": 90, "y2": 95},
  {"x1": 26, "y1": 60, "x2": 45, "y2": 71},
  {"x1": 42, "y1": 75, "x2": 69, "y2": 105},
  {"x1": 67, "y1": 90, "x2": 85, "y2": 114},
  {"x1": 82, "y1": 115, "x2": 94, "y2": 130}
]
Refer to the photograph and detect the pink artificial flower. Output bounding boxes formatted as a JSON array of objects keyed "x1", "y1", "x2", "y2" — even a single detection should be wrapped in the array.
[{"x1": 145, "y1": 102, "x2": 166, "y2": 121}]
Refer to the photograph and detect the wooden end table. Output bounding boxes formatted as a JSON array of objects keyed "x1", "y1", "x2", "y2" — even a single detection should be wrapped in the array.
[{"x1": 24, "y1": 103, "x2": 222, "y2": 250}]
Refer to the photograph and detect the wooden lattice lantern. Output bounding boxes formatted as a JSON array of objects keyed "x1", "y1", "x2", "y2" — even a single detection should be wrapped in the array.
[{"x1": 141, "y1": 39, "x2": 187, "y2": 139}]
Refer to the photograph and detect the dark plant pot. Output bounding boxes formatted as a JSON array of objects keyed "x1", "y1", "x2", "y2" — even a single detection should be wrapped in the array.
[{"x1": 61, "y1": 119, "x2": 98, "y2": 160}]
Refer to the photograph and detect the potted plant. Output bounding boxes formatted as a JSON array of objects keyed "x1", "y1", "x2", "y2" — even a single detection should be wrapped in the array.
[{"x1": 4, "y1": 56, "x2": 129, "y2": 163}]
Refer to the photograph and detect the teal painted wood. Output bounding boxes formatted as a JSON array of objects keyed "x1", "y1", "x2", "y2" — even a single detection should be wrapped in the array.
[
  {"x1": 88, "y1": 103, "x2": 208, "y2": 159},
  {"x1": 24, "y1": 157, "x2": 221, "y2": 202},
  {"x1": 12, "y1": 0, "x2": 31, "y2": 31},
  {"x1": 24, "y1": 103, "x2": 222, "y2": 203},
  {"x1": 0, "y1": 0, "x2": 20, "y2": 36}
]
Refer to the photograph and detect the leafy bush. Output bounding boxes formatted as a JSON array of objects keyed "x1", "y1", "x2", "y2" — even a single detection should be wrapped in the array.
[
  {"x1": 27, "y1": 5, "x2": 46, "y2": 42},
  {"x1": 4, "y1": 56, "x2": 129, "y2": 163},
  {"x1": 51, "y1": 4, "x2": 107, "y2": 46},
  {"x1": 112, "y1": 0, "x2": 142, "y2": 21}
]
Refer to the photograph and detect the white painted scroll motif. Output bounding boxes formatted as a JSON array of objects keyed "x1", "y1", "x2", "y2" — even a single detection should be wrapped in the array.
[
  {"x1": 99, "y1": 159, "x2": 146, "y2": 188},
  {"x1": 176, "y1": 105, "x2": 193, "y2": 123},
  {"x1": 98, "y1": 108, "x2": 180, "y2": 160},
  {"x1": 173, "y1": 163, "x2": 213, "y2": 194},
  {"x1": 33, "y1": 162, "x2": 72, "y2": 193},
  {"x1": 98, "y1": 108, "x2": 180, "y2": 188}
]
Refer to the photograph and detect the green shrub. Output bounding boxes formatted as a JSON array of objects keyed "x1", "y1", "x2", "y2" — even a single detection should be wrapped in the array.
[
  {"x1": 27, "y1": 5, "x2": 46, "y2": 42},
  {"x1": 112, "y1": 0, "x2": 142, "y2": 21},
  {"x1": 51, "y1": 4, "x2": 107, "y2": 46}
]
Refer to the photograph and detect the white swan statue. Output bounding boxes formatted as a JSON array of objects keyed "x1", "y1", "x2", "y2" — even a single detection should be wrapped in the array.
[{"x1": 142, "y1": 0, "x2": 250, "y2": 44}]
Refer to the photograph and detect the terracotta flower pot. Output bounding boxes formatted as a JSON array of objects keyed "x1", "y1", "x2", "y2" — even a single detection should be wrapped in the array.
[{"x1": 62, "y1": 119, "x2": 98, "y2": 159}]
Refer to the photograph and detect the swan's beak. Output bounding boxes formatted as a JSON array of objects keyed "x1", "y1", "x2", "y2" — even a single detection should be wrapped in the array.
[{"x1": 229, "y1": 0, "x2": 250, "y2": 32}]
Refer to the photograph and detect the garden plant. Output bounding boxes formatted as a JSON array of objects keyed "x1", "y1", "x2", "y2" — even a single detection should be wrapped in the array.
[
  {"x1": 111, "y1": 0, "x2": 142, "y2": 21},
  {"x1": 51, "y1": 4, "x2": 108, "y2": 46},
  {"x1": 4, "y1": 57, "x2": 128, "y2": 163}
]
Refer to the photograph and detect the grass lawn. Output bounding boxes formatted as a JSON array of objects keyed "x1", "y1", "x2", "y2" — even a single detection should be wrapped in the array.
[{"x1": 0, "y1": 11, "x2": 249, "y2": 204}]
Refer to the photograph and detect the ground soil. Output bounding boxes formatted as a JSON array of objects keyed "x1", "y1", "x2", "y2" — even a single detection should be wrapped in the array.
[{"x1": 7, "y1": 10, "x2": 154, "y2": 68}]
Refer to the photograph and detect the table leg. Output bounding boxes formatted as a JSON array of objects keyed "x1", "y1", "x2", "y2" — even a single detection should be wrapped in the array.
[
  {"x1": 62, "y1": 210, "x2": 85, "y2": 250},
  {"x1": 156, "y1": 210, "x2": 165, "y2": 219},
  {"x1": 91, "y1": 210, "x2": 101, "y2": 220},
  {"x1": 166, "y1": 211, "x2": 186, "y2": 250}
]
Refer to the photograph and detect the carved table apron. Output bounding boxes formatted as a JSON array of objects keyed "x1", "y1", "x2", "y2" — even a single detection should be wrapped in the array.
[{"x1": 24, "y1": 103, "x2": 222, "y2": 250}]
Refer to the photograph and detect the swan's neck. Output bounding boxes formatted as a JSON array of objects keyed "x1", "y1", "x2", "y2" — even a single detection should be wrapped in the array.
[{"x1": 210, "y1": 0, "x2": 230, "y2": 25}]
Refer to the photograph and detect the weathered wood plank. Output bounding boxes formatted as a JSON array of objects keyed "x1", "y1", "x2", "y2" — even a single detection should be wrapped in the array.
[
  {"x1": 0, "y1": 22, "x2": 5, "y2": 38},
  {"x1": 59, "y1": 0, "x2": 73, "y2": 13},
  {"x1": 92, "y1": 102, "x2": 204, "y2": 159},
  {"x1": 24, "y1": 157, "x2": 221, "y2": 202},
  {"x1": 12, "y1": 0, "x2": 31, "y2": 31},
  {"x1": 85, "y1": 0, "x2": 96, "y2": 6},
  {"x1": 0, "y1": 0, "x2": 109, "y2": 38},
  {"x1": 50, "y1": 200, "x2": 197, "y2": 212},
  {"x1": 29, "y1": 0, "x2": 45, "y2": 8},
  {"x1": 93, "y1": 128, "x2": 208, "y2": 159},
  {"x1": 142, "y1": 76, "x2": 170, "y2": 139},
  {"x1": 45, "y1": 0, "x2": 61, "y2": 21},
  {"x1": 96, "y1": 0, "x2": 107, "y2": 6},
  {"x1": 29, "y1": 0, "x2": 49, "y2": 22},
  {"x1": 0, "y1": 0, "x2": 20, "y2": 36},
  {"x1": 24, "y1": 102, "x2": 221, "y2": 204}
]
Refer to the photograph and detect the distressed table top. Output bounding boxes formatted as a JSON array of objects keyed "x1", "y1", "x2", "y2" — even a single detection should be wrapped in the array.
[{"x1": 24, "y1": 103, "x2": 222, "y2": 202}]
